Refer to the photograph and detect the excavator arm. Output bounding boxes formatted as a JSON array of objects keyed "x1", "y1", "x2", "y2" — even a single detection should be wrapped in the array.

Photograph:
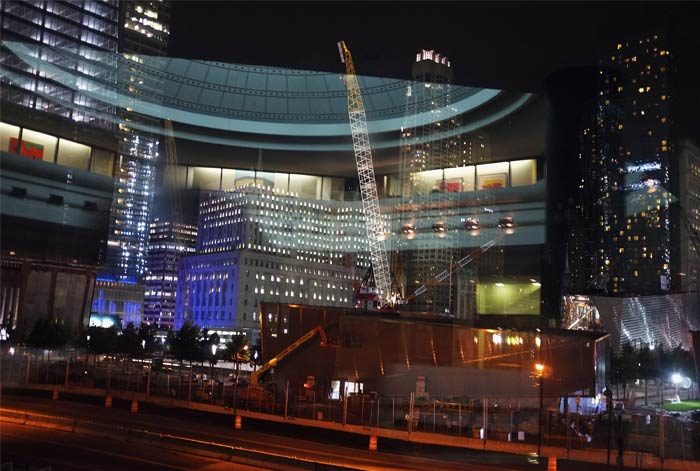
[{"x1": 250, "y1": 325, "x2": 328, "y2": 386}]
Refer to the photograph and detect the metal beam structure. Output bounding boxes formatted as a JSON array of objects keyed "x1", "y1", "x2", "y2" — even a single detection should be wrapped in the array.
[
  {"x1": 338, "y1": 41, "x2": 391, "y2": 306},
  {"x1": 163, "y1": 119, "x2": 183, "y2": 228}
]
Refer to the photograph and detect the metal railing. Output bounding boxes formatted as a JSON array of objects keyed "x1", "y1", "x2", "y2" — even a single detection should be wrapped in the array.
[{"x1": 2, "y1": 347, "x2": 698, "y2": 462}]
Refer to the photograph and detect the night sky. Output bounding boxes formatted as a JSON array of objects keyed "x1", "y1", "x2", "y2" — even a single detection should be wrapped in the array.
[{"x1": 169, "y1": 1, "x2": 700, "y2": 138}]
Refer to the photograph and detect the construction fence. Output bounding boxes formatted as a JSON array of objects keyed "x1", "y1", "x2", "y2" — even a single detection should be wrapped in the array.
[{"x1": 1, "y1": 348, "x2": 698, "y2": 462}]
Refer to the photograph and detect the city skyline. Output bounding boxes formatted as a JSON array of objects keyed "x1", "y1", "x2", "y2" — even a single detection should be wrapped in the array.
[{"x1": 1, "y1": 3, "x2": 699, "y2": 469}]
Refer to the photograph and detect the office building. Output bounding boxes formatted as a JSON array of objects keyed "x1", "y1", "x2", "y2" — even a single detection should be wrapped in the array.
[
  {"x1": 605, "y1": 34, "x2": 676, "y2": 295},
  {"x1": 550, "y1": 35, "x2": 700, "y2": 349},
  {"x1": 0, "y1": 1, "x2": 120, "y2": 333},
  {"x1": 397, "y1": 50, "x2": 461, "y2": 315},
  {"x1": 0, "y1": 1, "x2": 172, "y2": 329},
  {"x1": 101, "y1": 0, "x2": 171, "y2": 284},
  {"x1": 678, "y1": 139, "x2": 700, "y2": 293},
  {"x1": 143, "y1": 218, "x2": 197, "y2": 328},
  {"x1": 175, "y1": 175, "x2": 369, "y2": 342}
]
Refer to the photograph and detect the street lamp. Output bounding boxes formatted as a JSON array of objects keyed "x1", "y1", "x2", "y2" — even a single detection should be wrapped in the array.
[
  {"x1": 535, "y1": 362, "x2": 545, "y2": 457},
  {"x1": 672, "y1": 372, "x2": 682, "y2": 400}
]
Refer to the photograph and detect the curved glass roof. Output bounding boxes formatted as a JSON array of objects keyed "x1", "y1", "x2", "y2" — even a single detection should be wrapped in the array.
[{"x1": 2, "y1": 41, "x2": 533, "y2": 149}]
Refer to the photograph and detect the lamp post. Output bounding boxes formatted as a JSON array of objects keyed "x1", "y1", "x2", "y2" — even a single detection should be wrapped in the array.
[{"x1": 535, "y1": 362, "x2": 545, "y2": 457}]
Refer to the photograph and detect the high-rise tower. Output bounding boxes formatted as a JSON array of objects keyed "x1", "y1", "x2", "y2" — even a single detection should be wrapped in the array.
[
  {"x1": 1, "y1": 1, "x2": 172, "y2": 328},
  {"x1": 100, "y1": 1, "x2": 171, "y2": 284},
  {"x1": 605, "y1": 34, "x2": 676, "y2": 295},
  {"x1": 397, "y1": 50, "x2": 461, "y2": 314},
  {"x1": 143, "y1": 218, "x2": 196, "y2": 328}
]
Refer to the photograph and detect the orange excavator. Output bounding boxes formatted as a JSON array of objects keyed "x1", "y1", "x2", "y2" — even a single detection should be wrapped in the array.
[{"x1": 249, "y1": 325, "x2": 334, "y2": 386}]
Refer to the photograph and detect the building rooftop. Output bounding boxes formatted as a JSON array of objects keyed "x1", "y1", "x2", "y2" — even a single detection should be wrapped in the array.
[{"x1": 3, "y1": 40, "x2": 536, "y2": 153}]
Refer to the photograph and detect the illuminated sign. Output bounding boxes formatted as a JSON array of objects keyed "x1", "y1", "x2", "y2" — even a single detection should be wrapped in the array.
[{"x1": 88, "y1": 314, "x2": 122, "y2": 329}]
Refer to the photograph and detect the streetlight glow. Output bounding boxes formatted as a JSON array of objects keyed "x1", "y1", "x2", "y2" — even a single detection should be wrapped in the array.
[{"x1": 535, "y1": 362, "x2": 545, "y2": 374}]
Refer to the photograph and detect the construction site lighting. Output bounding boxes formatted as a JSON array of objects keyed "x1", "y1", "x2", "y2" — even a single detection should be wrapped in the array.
[
  {"x1": 432, "y1": 221, "x2": 446, "y2": 233},
  {"x1": 464, "y1": 218, "x2": 479, "y2": 231},
  {"x1": 498, "y1": 216, "x2": 515, "y2": 228}
]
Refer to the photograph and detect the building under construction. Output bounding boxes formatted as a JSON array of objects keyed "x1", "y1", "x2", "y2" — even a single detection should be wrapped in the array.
[{"x1": 258, "y1": 302, "x2": 609, "y2": 402}]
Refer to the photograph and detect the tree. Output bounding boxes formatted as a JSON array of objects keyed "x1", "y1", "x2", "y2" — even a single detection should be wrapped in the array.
[
  {"x1": 168, "y1": 321, "x2": 202, "y2": 375},
  {"x1": 636, "y1": 346, "x2": 658, "y2": 406},
  {"x1": 611, "y1": 343, "x2": 637, "y2": 400},
  {"x1": 83, "y1": 325, "x2": 118, "y2": 366},
  {"x1": 201, "y1": 330, "x2": 220, "y2": 378},
  {"x1": 26, "y1": 317, "x2": 68, "y2": 360},
  {"x1": 137, "y1": 322, "x2": 159, "y2": 358},
  {"x1": 117, "y1": 323, "x2": 139, "y2": 371}
]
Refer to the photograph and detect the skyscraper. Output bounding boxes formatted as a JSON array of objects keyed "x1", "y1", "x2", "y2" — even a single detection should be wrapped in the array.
[
  {"x1": 0, "y1": 1, "x2": 120, "y2": 127},
  {"x1": 678, "y1": 139, "x2": 700, "y2": 292},
  {"x1": 604, "y1": 34, "x2": 676, "y2": 295},
  {"x1": 1, "y1": 1, "x2": 121, "y2": 332},
  {"x1": 143, "y1": 218, "x2": 196, "y2": 328},
  {"x1": 397, "y1": 50, "x2": 461, "y2": 314},
  {"x1": 546, "y1": 34, "x2": 681, "y2": 312},
  {"x1": 100, "y1": 1, "x2": 171, "y2": 284},
  {"x1": 1, "y1": 1, "x2": 172, "y2": 328}
]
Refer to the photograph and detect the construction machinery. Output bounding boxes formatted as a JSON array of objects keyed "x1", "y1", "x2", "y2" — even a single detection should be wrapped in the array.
[
  {"x1": 163, "y1": 119, "x2": 183, "y2": 229},
  {"x1": 338, "y1": 41, "x2": 392, "y2": 308},
  {"x1": 249, "y1": 325, "x2": 333, "y2": 386},
  {"x1": 407, "y1": 239, "x2": 496, "y2": 302},
  {"x1": 338, "y1": 41, "x2": 502, "y2": 312}
]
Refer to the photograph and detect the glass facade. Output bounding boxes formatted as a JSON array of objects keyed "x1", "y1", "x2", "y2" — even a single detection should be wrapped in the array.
[
  {"x1": 0, "y1": 121, "x2": 115, "y2": 176},
  {"x1": 0, "y1": 0, "x2": 172, "y2": 289},
  {"x1": 398, "y1": 51, "x2": 460, "y2": 315},
  {"x1": 101, "y1": 1, "x2": 171, "y2": 284},
  {"x1": 0, "y1": 0, "x2": 119, "y2": 128}
]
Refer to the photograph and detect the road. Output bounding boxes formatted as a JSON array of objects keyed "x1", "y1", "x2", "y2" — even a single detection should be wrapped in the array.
[
  {"x1": 0, "y1": 392, "x2": 616, "y2": 471},
  {"x1": 2, "y1": 421, "x2": 262, "y2": 471}
]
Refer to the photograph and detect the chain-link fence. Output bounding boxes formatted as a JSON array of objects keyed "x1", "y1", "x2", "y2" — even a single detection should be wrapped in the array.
[{"x1": 2, "y1": 348, "x2": 698, "y2": 462}]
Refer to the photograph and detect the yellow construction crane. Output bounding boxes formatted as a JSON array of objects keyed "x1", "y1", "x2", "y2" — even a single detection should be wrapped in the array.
[
  {"x1": 163, "y1": 119, "x2": 183, "y2": 229},
  {"x1": 338, "y1": 42, "x2": 501, "y2": 311},
  {"x1": 337, "y1": 41, "x2": 393, "y2": 308}
]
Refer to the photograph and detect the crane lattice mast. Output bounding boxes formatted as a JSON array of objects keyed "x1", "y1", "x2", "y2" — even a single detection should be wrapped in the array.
[
  {"x1": 163, "y1": 119, "x2": 183, "y2": 228},
  {"x1": 338, "y1": 41, "x2": 391, "y2": 306}
]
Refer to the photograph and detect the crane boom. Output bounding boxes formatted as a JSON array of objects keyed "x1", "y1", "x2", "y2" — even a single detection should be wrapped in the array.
[
  {"x1": 338, "y1": 41, "x2": 391, "y2": 307},
  {"x1": 163, "y1": 119, "x2": 183, "y2": 228},
  {"x1": 406, "y1": 239, "x2": 496, "y2": 302}
]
